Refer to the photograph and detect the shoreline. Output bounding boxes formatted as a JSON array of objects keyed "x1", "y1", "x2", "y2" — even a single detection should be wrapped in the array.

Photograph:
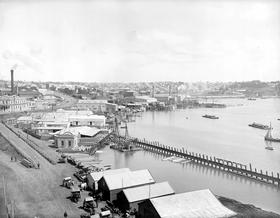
[
  {"x1": 1, "y1": 131, "x2": 280, "y2": 217},
  {"x1": 218, "y1": 195, "x2": 280, "y2": 217}
]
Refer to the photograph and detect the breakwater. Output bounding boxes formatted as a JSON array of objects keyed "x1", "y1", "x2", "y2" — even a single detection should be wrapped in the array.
[{"x1": 126, "y1": 137, "x2": 280, "y2": 187}]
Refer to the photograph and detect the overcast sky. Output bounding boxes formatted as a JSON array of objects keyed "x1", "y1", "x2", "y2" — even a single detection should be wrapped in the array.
[{"x1": 0, "y1": 0, "x2": 279, "y2": 82}]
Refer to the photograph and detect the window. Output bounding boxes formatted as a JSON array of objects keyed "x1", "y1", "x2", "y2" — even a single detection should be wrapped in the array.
[
  {"x1": 89, "y1": 121, "x2": 92, "y2": 126},
  {"x1": 61, "y1": 140, "x2": 64, "y2": 147},
  {"x1": 68, "y1": 141, "x2": 71, "y2": 147}
]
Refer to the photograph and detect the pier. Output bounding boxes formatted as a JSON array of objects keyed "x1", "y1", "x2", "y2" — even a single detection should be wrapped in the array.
[{"x1": 119, "y1": 136, "x2": 280, "y2": 187}]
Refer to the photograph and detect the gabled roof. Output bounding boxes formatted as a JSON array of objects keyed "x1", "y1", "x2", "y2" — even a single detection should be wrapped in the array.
[
  {"x1": 55, "y1": 126, "x2": 100, "y2": 137},
  {"x1": 89, "y1": 168, "x2": 130, "y2": 182},
  {"x1": 102, "y1": 169, "x2": 155, "y2": 191},
  {"x1": 149, "y1": 189, "x2": 236, "y2": 218},
  {"x1": 122, "y1": 182, "x2": 174, "y2": 203}
]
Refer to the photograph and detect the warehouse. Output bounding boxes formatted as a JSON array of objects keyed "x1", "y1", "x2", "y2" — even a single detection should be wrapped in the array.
[
  {"x1": 87, "y1": 168, "x2": 130, "y2": 191},
  {"x1": 98, "y1": 169, "x2": 155, "y2": 202},
  {"x1": 138, "y1": 189, "x2": 236, "y2": 218},
  {"x1": 116, "y1": 182, "x2": 174, "y2": 211}
]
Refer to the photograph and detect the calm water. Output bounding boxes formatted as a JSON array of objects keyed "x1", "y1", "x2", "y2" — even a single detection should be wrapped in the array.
[{"x1": 98, "y1": 98, "x2": 280, "y2": 213}]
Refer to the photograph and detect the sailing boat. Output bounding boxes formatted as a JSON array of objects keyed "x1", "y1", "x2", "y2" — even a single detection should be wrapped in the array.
[{"x1": 264, "y1": 123, "x2": 280, "y2": 143}]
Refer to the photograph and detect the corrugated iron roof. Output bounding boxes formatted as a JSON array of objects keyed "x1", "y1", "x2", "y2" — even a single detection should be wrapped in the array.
[
  {"x1": 149, "y1": 189, "x2": 236, "y2": 218},
  {"x1": 102, "y1": 169, "x2": 155, "y2": 191},
  {"x1": 122, "y1": 182, "x2": 174, "y2": 203},
  {"x1": 55, "y1": 126, "x2": 100, "y2": 137},
  {"x1": 89, "y1": 168, "x2": 130, "y2": 182}
]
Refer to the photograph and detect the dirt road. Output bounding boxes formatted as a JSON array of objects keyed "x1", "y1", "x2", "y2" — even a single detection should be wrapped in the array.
[{"x1": 0, "y1": 130, "x2": 85, "y2": 218}]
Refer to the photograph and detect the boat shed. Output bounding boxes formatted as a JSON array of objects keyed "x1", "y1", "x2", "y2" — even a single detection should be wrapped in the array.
[
  {"x1": 98, "y1": 169, "x2": 155, "y2": 202},
  {"x1": 117, "y1": 182, "x2": 175, "y2": 211},
  {"x1": 87, "y1": 168, "x2": 131, "y2": 191},
  {"x1": 138, "y1": 189, "x2": 236, "y2": 218}
]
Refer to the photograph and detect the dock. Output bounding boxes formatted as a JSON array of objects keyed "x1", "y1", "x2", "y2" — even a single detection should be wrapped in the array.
[{"x1": 121, "y1": 137, "x2": 280, "y2": 187}]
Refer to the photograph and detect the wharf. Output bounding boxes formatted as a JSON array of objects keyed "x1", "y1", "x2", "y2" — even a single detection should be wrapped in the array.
[{"x1": 122, "y1": 137, "x2": 280, "y2": 187}]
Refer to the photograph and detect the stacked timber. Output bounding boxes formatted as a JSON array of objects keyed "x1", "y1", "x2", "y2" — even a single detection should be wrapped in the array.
[{"x1": 21, "y1": 158, "x2": 34, "y2": 168}]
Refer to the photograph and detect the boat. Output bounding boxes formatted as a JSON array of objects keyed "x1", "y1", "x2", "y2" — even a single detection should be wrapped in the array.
[
  {"x1": 162, "y1": 156, "x2": 177, "y2": 161},
  {"x1": 202, "y1": 114, "x2": 219, "y2": 119},
  {"x1": 265, "y1": 146, "x2": 274, "y2": 150},
  {"x1": 172, "y1": 158, "x2": 186, "y2": 163},
  {"x1": 248, "y1": 122, "x2": 269, "y2": 130},
  {"x1": 248, "y1": 98, "x2": 257, "y2": 100},
  {"x1": 264, "y1": 124, "x2": 280, "y2": 143}
]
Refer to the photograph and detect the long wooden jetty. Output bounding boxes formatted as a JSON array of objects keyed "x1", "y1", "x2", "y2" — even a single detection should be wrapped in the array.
[{"x1": 124, "y1": 137, "x2": 280, "y2": 187}]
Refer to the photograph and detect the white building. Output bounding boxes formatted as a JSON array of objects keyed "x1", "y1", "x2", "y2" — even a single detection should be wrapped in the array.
[
  {"x1": 0, "y1": 95, "x2": 34, "y2": 113},
  {"x1": 69, "y1": 114, "x2": 106, "y2": 128},
  {"x1": 29, "y1": 109, "x2": 94, "y2": 138},
  {"x1": 54, "y1": 126, "x2": 108, "y2": 151}
]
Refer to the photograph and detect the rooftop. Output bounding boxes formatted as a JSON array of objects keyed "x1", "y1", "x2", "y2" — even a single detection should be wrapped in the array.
[
  {"x1": 149, "y1": 189, "x2": 236, "y2": 218},
  {"x1": 54, "y1": 126, "x2": 100, "y2": 137},
  {"x1": 102, "y1": 169, "x2": 155, "y2": 191},
  {"x1": 89, "y1": 168, "x2": 131, "y2": 182},
  {"x1": 122, "y1": 182, "x2": 174, "y2": 203},
  {"x1": 68, "y1": 114, "x2": 106, "y2": 120},
  {"x1": 78, "y1": 99, "x2": 108, "y2": 104}
]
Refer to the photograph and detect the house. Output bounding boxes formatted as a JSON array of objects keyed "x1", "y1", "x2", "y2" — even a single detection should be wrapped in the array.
[
  {"x1": 138, "y1": 189, "x2": 236, "y2": 218},
  {"x1": 98, "y1": 169, "x2": 155, "y2": 202},
  {"x1": 77, "y1": 99, "x2": 118, "y2": 114},
  {"x1": 87, "y1": 168, "x2": 131, "y2": 191},
  {"x1": 54, "y1": 126, "x2": 108, "y2": 151},
  {"x1": 117, "y1": 182, "x2": 174, "y2": 211}
]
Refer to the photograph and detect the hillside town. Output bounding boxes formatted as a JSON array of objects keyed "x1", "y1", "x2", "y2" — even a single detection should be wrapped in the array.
[
  {"x1": 1, "y1": 0, "x2": 280, "y2": 217},
  {"x1": 1, "y1": 69, "x2": 280, "y2": 218}
]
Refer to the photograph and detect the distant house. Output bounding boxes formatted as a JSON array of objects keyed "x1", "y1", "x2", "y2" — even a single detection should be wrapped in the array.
[
  {"x1": 98, "y1": 169, "x2": 155, "y2": 202},
  {"x1": 138, "y1": 189, "x2": 236, "y2": 218},
  {"x1": 117, "y1": 182, "x2": 174, "y2": 211},
  {"x1": 135, "y1": 96, "x2": 157, "y2": 104},
  {"x1": 0, "y1": 95, "x2": 34, "y2": 113},
  {"x1": 77, "y1": 99, "x2": 118, "y2": 114},
  {"x1": 87, "y1": 168, "x2": 131, "y2": 191},
  {"x1": 69, "y1": 114, "x2": 106, "y2": 128},
  {"x1": 16, "y1": 116, "x2": 33, "y2": 129}
]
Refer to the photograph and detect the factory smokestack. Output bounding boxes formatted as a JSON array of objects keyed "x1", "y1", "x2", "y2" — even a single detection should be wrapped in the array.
[{"x1": 11, "y1": 69, "x2": 14, "y2": 94}]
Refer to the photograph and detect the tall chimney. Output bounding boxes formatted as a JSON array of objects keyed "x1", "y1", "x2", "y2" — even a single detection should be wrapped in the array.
[{"x1": 11, "y1": 69, "x2": 14, "y2": 94}]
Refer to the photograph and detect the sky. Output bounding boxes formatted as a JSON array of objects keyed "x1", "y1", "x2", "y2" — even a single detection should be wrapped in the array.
[{"x1": 0, "y1": 0, "x2": 279, "y2": 82}]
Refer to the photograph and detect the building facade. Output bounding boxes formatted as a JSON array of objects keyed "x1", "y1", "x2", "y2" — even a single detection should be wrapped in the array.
[
  {"x1": 0, "y1": 95, "x2": 34, "y2": 113},
  {"x1": 77, "y1": 99, "x2": 118, "y2": 114}
]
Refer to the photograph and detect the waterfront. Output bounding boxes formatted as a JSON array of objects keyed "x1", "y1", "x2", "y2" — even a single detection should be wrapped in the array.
[{"x1": 98, "y1": 98, "x2": 280, "y2": 213}]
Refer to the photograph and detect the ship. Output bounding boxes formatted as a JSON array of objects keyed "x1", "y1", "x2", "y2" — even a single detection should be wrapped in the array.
[
  {"x1": 248, "y1": 122, "x2": 269, "y2": 130},
  {"x1": 264, "y1": 124, "x2": 280, "y2": 143},
  {"x1": 248, "y1": 98, "x2": 257, "y2": 101},
  {"x1": 202, "y1": 114, "x2": 219, "y2": 119},
  {"x1": 265, "y1": 146, "x2": 274, "y2": 150}
]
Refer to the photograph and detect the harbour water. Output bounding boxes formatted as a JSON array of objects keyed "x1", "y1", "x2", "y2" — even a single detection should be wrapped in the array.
[{"x1": 98, "y1": 98, "x2": 280, "y2": 213}]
